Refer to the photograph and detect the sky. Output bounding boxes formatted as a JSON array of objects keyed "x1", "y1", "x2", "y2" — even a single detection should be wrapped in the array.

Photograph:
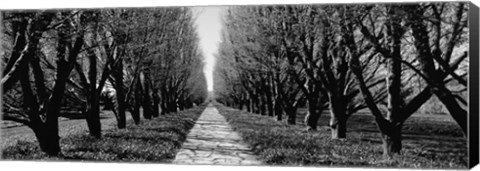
[{"x1": 191, "y1": 7, "x2": 224, "y2": 92}]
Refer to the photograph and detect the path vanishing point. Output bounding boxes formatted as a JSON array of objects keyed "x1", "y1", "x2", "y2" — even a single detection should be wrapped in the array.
[{"x1": 172, "y1": 104, "x2": 262, "y2": 165}]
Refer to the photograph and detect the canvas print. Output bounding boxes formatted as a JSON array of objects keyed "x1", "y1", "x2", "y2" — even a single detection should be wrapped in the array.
[{"x1": 1, "y1": 1, "x2": 478, "y2": 170}]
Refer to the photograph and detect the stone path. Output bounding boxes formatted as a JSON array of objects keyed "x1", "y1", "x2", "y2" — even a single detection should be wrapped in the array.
[{"x1": 172, "y1": 104, "x2": 262, "y2": 165}]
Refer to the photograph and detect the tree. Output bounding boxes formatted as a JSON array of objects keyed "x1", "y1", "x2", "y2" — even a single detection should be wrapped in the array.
[
  {"x1": 345, "y1": 3, "x2": 468, "y2": 157},
  {"x1": 2, "y1": 11, "x2": 85, "y2": 155},
  {"x1": 2, "y1": 7, "x2": 208, "y2": 156},
  {"x1": 216, "y1": 6, "x2": 383, "y2": 136}
]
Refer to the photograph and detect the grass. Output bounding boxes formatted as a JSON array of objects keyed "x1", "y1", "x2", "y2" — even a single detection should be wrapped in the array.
[
  {"x1": 1, "y1": 104, "x2": 207, "y2": 162},
  {"x1": 215, "y1": 104, "x2": 468, "y2": 169}
]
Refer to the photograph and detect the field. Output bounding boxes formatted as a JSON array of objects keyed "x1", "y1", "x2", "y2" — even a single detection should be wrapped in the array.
[
  {"x1": 216, "y1": 104, "x2": 467, "y2": 169},
  {"x1": 1, "y1": 105, "x2": 207, "y2": 162}
]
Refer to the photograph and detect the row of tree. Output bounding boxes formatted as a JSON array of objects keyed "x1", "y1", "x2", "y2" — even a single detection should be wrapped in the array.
[
  {"x1": 214, "y1": 2, "x2": 468, "y2": 157},
  {"x1": 1, "y1": 8, "x2": 208, "y2": 156}
]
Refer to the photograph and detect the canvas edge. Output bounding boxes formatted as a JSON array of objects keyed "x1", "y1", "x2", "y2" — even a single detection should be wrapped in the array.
[{"x1": 469, "y1": 1, "x2": 479, "y2": 169}]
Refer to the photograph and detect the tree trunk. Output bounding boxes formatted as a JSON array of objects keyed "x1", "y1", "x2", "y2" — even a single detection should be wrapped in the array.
[
  {"x1": 35, "y1": 129, "x2": 59, "y2": 156},
  {"x1": 131, "y1": 79, "x2": 142, "y2": 124},
  {"x1": 20, "y1": 62, "x2": 60, "y2": 156},
  {"x1": 30, "y1": 56, "x2": 48, "y2": 102},
  {"x1": 265, "y1": 84, "x2": 274, "y2": 117},
  {"x1": 246, "y1": 95, "x2": 252, "y2": 112},
  {"x1": 2, "y1": 19, "x2": 30, "y2": 93},
  {"x1": 161, "y1": 100, "x2": 168, "y2": 115},
  {"x1": 286, "y1": 106, "x2": 297, "y2": 125},
  {"x1": 252, "y1": 92, "x2": 260, "y2": 114},
  {"x1": 329, "y1": 113, "x2": 347, "y2": 139},
  {"x1": 178, "y1": 94, "x2": 185, "y2": 111},
  {"x1": 247, "y1": 92, "x2": 254, "y2": 112},
  {"x1": 11, "y1": 18, "x2": 81, "y2": 156},
  {"x1": 132, "y1": 104, "x2": 140, "y2": 125},
  {"x1": 384, "y1": 17, "x2": 404, "y2": 154},
  {"x1": 152, "y1": 90, "x2": 160, "y2": 117},
  {"x1": 40, "y1": 35, "x2": 84, "y2": 155},
  {"x1": 305, "y1": 97, "x2": 320, "y2": 131},
  {"x1": 260, "y1": 93, "x2": 267, "y2": 115},
  {"x1": 113, "y1": 61, "x2": 126, "y2": 129},
  {"x1": 142, "y1": 73, "x2": 153, "y2": 119},
  {"x1": 329, "y1": 95, "x2": 348, "y2": 139},
  {"x1": 168, "y1": 96, "x2": 178, "y2": 113},
  {"x1": 179, "y1": 100, "x2": 185, "y2": 111},
  {"x1": 85, "y1": 49, "x2": 101, "y2": 137},
  {"x1": 433, "y1": 87, "x2": 467, "y2": 134},
  {"x1": 3, "y1": 19, "x2": 28, "y2": 78},
  {"x1": 160, "y1": 89, "x2": 168, "y2": 115},
  {"x1": 185, "y1": 100, "x2": 193, "y2": 109},
  {"x1": 238, "y1": 95, "x2": 244, "y2": 110},
  {"x1": 274, "y1": 99, "x2": 282, "y2": 121},
  {"x1": 407, "y1": 6, "x2": 467, "y2": 136},
  {"x1": 85, "y1": 101, "x2": 101, "y2": 137},
  {"x1": 40, "y1": 54, "x2": 80, "y2": 155},
  {"x1": 380, "y1": 123, "x2": 403, "y2": 158}
]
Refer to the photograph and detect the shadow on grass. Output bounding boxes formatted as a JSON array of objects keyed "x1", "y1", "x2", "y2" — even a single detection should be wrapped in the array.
[
  {"x1": 216, "y1": 104, "x2": 467, "y2": 169},
  {"x1": 1, "y1": 104, "x2": 208, "y2": 162}
]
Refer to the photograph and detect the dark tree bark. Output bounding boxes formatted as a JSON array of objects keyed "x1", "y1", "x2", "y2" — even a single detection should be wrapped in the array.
[
  {"x1": 274, "y1": 98, "x2": 283, "y2": 121},
  {"x1": 328, "y1": 95, "x2": 348, "y2": 139},
  {"x1": 20, "y1": 67, "x2": 59, "y2": 155},
  {"x1": 405, "y1": 5, "x2": 467, "y2": 135},
  {"x1": 346, "y1": 5, "x2": 437, "y2": 157},
  {"x1": 178, "y1": 93, "x2": 186, "y2": 111},
  {"x1": 3, "y1": 17, "x2": 28, "y2": 78},
  {"x1": 276, "y1": 75, "x2": 302, "y2": 125},
  {"x1": 85, "y1": 47, "x2": 101, "y2": 137},
  {"x1": 113, "y1": 60, "x2": 126, "y2": 129},
  {"x1": 30, "y1": 54, "x2": 48, "y2": 102},
  {"x1": 2, "y1": 17, "x2": 30, "y2": 93},
  {"x1": 25, "y1": 33, "x2": 84, "y2": 156},
  {"x1": 20, "y1": 16, "x2": 58, "y2": 155},
  {"x1": 380, "y1": 123, "x2": 403, "y2": 155},
  {"x1": 238, "y1": 93, "x2": 245, "y2": 110},
  {"x1": 259, "y1": 93, "x2": 267, "y2": 115},
  {"x1": 142, "y1": 72, "x2": 153, "y2": 119},
  {"x1": 264, "y1": 78, "x2": 274, "y2": 117},
  {"x1": 167, "y1": 96, "x2": 178, "y2": 113},
  {"x1": 246, "y1": 91, "x2": 252, "y2": 112},
  {"x1": 433, "y1": 87, "x2": 467, "y2": 133},
  {"x1": 131, "y1": 78, "x2": 143, "y2": 124},
  {"x1": 285, "y1": 105, "x2": 297, "y2": 125},
  {"x1": 383, "y1": 15, "x2": 404, "y2": 153},
  {"x1": 304, "y1": 96, "x2": 322, "y2": 131},
  {"x1": 160, "y1": 86, "x2": 168, "y2": 114},
  {"x1": 152, "y1": 89, "x2": 160, "y2": 117},
  {"x1": 272, "y1": 76, "x2": 283, "y2": 121},
  {"x1": 252, "y1": 91, "x2": 260, "y2": 114}
]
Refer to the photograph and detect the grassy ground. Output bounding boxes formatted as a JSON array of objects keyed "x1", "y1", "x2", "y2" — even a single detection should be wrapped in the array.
[
  {"x1": 216, "y1": 104, "x2": 467, "y2": 169},
  {"x1": 1, "y1": 104, "x2": 207, "y2": 162}
]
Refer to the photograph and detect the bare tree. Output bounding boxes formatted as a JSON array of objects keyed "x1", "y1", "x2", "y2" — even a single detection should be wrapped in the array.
[
  {"x1": 2, "y1": 11, "x2": 85, "y2": 155},
  {"x1": 345, "y1": 3, "x2": 468, "y2": 157},
  {"x1": 1, "y1": 7, "x2": 208, "y2": 156}
]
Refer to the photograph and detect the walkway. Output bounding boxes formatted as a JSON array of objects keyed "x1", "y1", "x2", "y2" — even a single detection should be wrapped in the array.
[{"x1": 172, "y1": 104, "x2": 262, "y2": 165}]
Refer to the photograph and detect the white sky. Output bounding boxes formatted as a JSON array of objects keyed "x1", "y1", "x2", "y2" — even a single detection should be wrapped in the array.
[{"x1": 191, "y1": 7, "x2": 224, "y2": 92}]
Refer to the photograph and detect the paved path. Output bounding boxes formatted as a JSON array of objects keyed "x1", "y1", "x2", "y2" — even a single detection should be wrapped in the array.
[{"x1": 173, "y1": 104, "x2": 262, "y2": 165}]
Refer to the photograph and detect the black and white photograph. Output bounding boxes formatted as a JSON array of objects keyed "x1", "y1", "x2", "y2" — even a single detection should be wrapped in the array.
[{"x1": 0, "y1": 0, "x2": 478, "y2": 170}]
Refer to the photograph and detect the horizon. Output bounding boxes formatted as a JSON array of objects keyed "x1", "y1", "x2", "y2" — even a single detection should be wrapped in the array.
[{"x1": 192, "y1": 6, "x2": 224, "y2": 92}]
